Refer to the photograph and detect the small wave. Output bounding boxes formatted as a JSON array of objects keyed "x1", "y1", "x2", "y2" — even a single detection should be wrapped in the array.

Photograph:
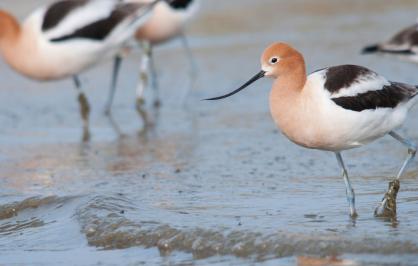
[
  {"x1": 76, "y1": 196, "x2": 418, "y2": 261},
  {"x1": 0, "y1": 195, "x2": 78, "y2": 238},
  {"x1": 0, "y1": 196, "x2": 75, "y2": 220}
]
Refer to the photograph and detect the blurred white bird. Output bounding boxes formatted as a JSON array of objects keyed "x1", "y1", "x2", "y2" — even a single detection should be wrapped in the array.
[
  {"x1": 362, "y1": 19, "x2": 418, "y2": 63},
  {"x1": 104, "y1": 0, "x2": 199, "y2": 120},
  {"x1": 0, "y1": 0, "x2": 162, "y2": 140}
]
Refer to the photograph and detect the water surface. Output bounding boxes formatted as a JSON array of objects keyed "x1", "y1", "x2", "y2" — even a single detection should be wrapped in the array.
[{"x1": 1, "y1": 0, "x2": 418, "y2": 265}]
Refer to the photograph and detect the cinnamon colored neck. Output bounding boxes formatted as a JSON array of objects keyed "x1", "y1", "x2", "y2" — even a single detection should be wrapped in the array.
[
  {"x1": 272, "y1": 62, "x2": 307, "y2": 98},
  {"x1": 268, "y1": 58, "x2": 308, "y2": 145}
]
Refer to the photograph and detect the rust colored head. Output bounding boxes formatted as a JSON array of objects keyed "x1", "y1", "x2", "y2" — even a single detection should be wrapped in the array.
[
  {"x1": 261, "y1": 42, "x2": 305, "y2": 79},
  {"x1": 205, "y1": 42, "x2": 306, "y2": 101}
]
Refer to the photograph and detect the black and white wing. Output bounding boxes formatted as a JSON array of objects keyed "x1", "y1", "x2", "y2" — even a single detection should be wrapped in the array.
[
  {"x1": 41, "y1": 0, "x2": 154, "y2": 43},
  {"x1": 363, "y1": 23, "x2": 418, "y2": 55},
  {"x1": 313, "y1": 65, "x2": 418, "y2": 112}
]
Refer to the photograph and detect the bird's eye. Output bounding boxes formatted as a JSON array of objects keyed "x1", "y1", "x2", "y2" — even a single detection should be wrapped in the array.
[{"x1": 270, "y1": 57, "x2": 279, "y2": 64}]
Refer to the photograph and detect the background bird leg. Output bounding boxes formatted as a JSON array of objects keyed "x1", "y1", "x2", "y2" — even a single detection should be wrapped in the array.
[
  {"x1": 148, "y1": 44, "x2": 161, "y2": 108},
  {"x1": 179, "y1": 32, "x2": 198, "y2": 103},
  {"x1": 136, "y1": 41, "x2": 152, "y2": 128},
  {"x1": 73, "y1": 76, "x2": 91, "y2": 142},
  {"x1": 104, "y1": 56, "x2": 122, "y2": 116}
]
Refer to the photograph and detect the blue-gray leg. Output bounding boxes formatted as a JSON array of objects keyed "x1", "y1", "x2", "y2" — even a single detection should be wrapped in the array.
[
  {"x1": 375, "y1": 131, "x2": 417, "y2": 217},
  {"x1": 104, "y1": 56, "x2": 122, "y2": 116},
  {"x1": 335, "y1": 152, "x2": 358, "y2": 217},
  {"x1": 389, "y1": 131, "x2": 417, "y2": 180}
]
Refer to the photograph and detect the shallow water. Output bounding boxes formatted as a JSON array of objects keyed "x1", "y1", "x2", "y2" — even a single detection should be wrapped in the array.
[{"x1": 1, "y1": 0, "x2": 418, "y2": 265}]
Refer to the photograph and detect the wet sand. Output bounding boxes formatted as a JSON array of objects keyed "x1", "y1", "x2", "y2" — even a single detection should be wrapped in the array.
[{"x1": 1, "y1": 0, "x2": 418, "y2": 265}]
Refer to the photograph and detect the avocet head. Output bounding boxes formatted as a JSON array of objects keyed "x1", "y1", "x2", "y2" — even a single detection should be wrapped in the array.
[
  {"x1": 260, "y1": 42, "x2": 303, "y2": 78},
  {"x1": 205, "y1": 42, "x2": 304, "y2": 101}
]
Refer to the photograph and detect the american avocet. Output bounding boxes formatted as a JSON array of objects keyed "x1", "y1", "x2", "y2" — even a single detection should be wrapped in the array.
[
  {"x1": 362, "y1": 20, "x2": 418, "y2": 62},
  {"x1": 104, "y1": 0, "x2": 199, "y2": 117},
  {"x1": 206, "y1": 42, "x2": 418, "y2": 218},
  {"x1": 0, "y1": 0, "x2": 162, "y2": 140}
]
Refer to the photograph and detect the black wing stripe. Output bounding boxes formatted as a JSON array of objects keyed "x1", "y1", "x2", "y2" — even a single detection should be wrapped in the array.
[
  {"x1": 332, "y1": 83, "x2": 418, "y2": 112},
  {"x1": 363, "y1": 25, "x2": 418, "y2": 54},
  {"x1": 378, "y1": 49, "x2": 415, "y2": 55},
  {"x1": 324, "y1": 65, "x2": 375, "y2": 94},
  {"x1": 42, "y1": 0, "x2": 89, "y2": 31},
  {"x1": 50, "y1": 3, "x2": 140, "y2": 42},
  {"x1": 362, "y1": 45, "x2": 415, "y2": 55}
]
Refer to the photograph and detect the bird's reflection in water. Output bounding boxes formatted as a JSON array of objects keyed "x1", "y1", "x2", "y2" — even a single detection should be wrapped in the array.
[
  {"x1": 0, "y1": 103, "x2": 198, "y2": 193},
  {"x1": 104, "y1": 107, "x2": 198, "y2": 175},
  {"x1": 105, "y1": 99, "x2": 162, "y2": 139}
]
